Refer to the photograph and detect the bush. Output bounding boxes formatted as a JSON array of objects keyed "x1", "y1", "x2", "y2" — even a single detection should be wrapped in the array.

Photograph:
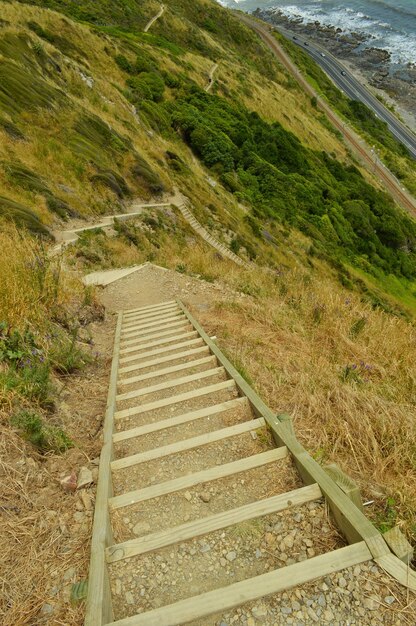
[{"x1": 127, "y1": 72, "x2": 165, "y2": 103}]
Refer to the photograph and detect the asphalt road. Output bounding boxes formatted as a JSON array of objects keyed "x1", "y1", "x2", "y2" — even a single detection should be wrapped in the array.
[{"x1": 273, "y1": 25, "x2": 416, "y2": 160}]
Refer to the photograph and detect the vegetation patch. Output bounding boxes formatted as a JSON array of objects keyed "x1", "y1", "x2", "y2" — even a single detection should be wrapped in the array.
[
  {"x1": 0, "y1": 116, "x2": 26, "y2": 140},
  {"x1": 0, "y1": 196, "x2": 49, "y2": 235},
  {"x1": 11, "y1": 409, "x2": 73, "y2": 452},
  {"x1": 0, "y1": 58, "x2": 64, "y2": 116},
  {"x1": 71, "y1": 113, "x2": 130, "y2": 164},
  {"x1": 27, "y1": 19, "x2": 85, "y2": 58},
  {"x1": 90, "y1": 169, "x2": 130, "y2": 198}
]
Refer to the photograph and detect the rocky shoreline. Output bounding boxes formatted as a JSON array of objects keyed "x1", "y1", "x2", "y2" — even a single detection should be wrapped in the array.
[{"x1": 254, "y1": 8, "x2": 416, "y2": 132}]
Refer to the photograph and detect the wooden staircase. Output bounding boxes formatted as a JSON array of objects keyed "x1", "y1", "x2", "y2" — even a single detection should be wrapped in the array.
[{"x1": 85, "y1": 300, "x2": 415, "y2": 626}]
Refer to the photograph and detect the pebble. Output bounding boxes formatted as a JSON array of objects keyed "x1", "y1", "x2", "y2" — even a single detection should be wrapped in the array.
[
  {"x1": 77, "y1": 466, "x2": 93, "y2": 489},
  {"x1": 200, "y1": 491, "x2": 211, "y2": 503},
  {"x1": 363, "y1": 597, "x2": 378, "y2": 611},
  {"x1": 226, "y1": 551, "x2": 237, "y2": 562},
  {"x1": 184, "y1": 491, "x2": 192, "y2": 502},
  {"x1": 133, "y1": 521, "x2": 151, "y2": 536},
  {"x1": 40, "y1": 604, "x2": 54, "y2": 615},
  {"x1": 384, "y1": 595, "x2": 395, "y2": 605},
  {"x1": 125, "y1": 591, "x2": 134, "y2": 605}
]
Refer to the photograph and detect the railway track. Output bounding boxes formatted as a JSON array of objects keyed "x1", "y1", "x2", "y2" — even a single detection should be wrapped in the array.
[{"x1": 85, "y1": 300, "x2": 415, "y2": 625}]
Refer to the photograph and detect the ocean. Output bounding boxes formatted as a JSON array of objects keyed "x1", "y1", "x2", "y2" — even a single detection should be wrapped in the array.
[{"x1": 218, "y1": 0, "x2": 416, "y2": 67}]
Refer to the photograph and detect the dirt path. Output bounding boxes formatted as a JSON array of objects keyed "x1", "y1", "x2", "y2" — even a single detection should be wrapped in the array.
[
  {"x1": 144, "y1": 4, "x2": 165, "y2": 33},
  {"x1": 206, "y1": 63, "x2": 218, "y2": 92},
  {"x1": 50, "y1": 202, "x2": 170, "y2": 255},
  {"x1": 238, "y1": 14, "x2": 416, "y2": 217}
]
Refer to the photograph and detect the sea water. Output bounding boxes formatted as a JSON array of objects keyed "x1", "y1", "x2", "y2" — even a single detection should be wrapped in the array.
[{"x1": 218, "y1": 0, "x2": 416, "y2": 67}]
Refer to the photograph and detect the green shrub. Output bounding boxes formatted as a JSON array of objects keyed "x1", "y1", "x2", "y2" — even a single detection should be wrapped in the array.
[
  {"x1": 11, "y1": 409, "x2": 73, "y2": 452},
  {"x1": 127, "y1": 72, "x2": 165, "y2": 103},
  {"x1": 115, "y1": 54, "x2": 133, "y2": 73}
]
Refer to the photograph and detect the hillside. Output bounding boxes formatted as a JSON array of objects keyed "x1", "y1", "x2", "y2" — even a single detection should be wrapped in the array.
[
  {"x1": 0, "y1": 0, "x2": 415, "y2": 623},
  {"x1": 1, "y1": 0, "x2": 416, "y2": 315}
]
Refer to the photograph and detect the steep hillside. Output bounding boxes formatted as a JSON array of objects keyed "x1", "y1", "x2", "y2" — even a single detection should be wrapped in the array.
[
  {"x1": 0, "y1": 0, "x2": 415, "y2": 315},
  {"x1": 1, "y1": 0, "x2": 416, "y2": 623}
]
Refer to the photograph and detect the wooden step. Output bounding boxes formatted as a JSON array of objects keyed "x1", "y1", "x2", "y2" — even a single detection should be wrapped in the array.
[
  {"x1": 122, "y1": 305, "x2": 180, "y2": 324},
  {"x1": 113, "y1": 397, "x2": 248, "y2": 443},
  {"x1": 119, "y1": 331, "x2": 198, "y2": 356},
  {"x1": 114, "y1": 379, "x2": 236, "y2": 420},
  {"x1": 108, "y1": 543, "x2": 372, "y2": 626},
  {"x1": 116, "y1": 367, "x2": 225, "y2": 402},
  {"x1": 106, "y1": 483, "x2": 322, "y2": 563},
  {"x1": 118, "y1": 338, "x2": 205, "y2": 368},
  {"x1": 121, "y1": 320, "x2": 190, "y2": 342},
  {"x1": 117, "y1": 346, "x2": 210, "y2": 376},
  {"x1": 111, "y1": 417, "x2": 265, "y2": 470},
  {"x1": 118, "y1": 355, "x2": 217, "y2": 389},
  {"x1": 121, "y1": 313, "x2": 185, "y2": 333},
  {"x1": 109, "y1": 448, "x2": 286, "y2": 509},
  {"x1": 122, "y1": 301, "x2": 177, "y2": 317}
]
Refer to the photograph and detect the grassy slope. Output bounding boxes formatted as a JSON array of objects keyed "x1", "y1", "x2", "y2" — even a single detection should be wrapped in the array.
[{"x1": 0, "y1": 0, "x2": 415, "y2": 550}]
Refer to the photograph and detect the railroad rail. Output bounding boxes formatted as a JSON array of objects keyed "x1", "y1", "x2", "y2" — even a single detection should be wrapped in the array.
[{"x1": 85, "y1": 299, "x2": 415, "y2": 625}]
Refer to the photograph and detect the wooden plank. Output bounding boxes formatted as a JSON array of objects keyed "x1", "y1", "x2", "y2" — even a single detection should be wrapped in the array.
[
  {"x1": 113, "y1": 397, "x2": 248, "y2": 443},
  {"x1": 114, "y1": 380, "x2": 236, "y2": 420},
  {"x1": 324, "y1": 463, "x2": 364, "y2": 512},
  {"x1": 118, "y1": 346, "x2": 210, "y2": 376},
  {"x1": 106, "y1": 483, "x2": 322, "y2": 563},
  {"x1": 122, "y1": 313, "x2": 184, "y2": 333},
  {"x1": 116, "y1": 367, "x2": 225, "y2": 402},
  {"x1": 118, "y1": 355, "x2": 216, "y2": 388},
  {"x1": 375, "y1": 554, "x2": 416, "y2": 591},
  {"x1": 119, "y1": 331, "x2": 198, "y2": 355},
  {"x1": 123, "y1": 312, "x2": 181, "y2": 328},
  {"x1": 123, "y1": 300, "x2": 176, "y2": 313},
  {"x1": 121, "y1": 320, "x2": 189, "y2": 342},
  {"x1": 111, "y1": 417, "x2": 265, "y2": 470},
  {"x1": 118, "y1": 338, "x2": 204, "y2": 368},
  {"x1": 122, "y1": 306, "x2": 180, "y2": 325},
  {"x1": 107, "y1": 543, "x2": 372, "y2": 626},
  {"x1": 383, "y1": 527, "x2": 414, "y2": 564},
  {"x1": 84, "y1": 313, "x2": 123, "y2": 626},
  {"x1": 123, "y1": 300, "x2": 176, "y2": 315},
  {"x1": 177, "y1": 301, "x2": 391, "y2": 560},
  {"x1": 109, "y1": 448, "x2": 287, "y2": 509}
]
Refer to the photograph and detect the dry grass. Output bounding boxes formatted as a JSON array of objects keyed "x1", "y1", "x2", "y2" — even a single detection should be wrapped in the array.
[
  {"x1": 0, "y1": 223, "x2": 84, "y2": 331},
  {"x1": 0, "y1": 421, "x2": 89, "y2": 626},
  {"x1": 179, "y1": 260, "x2": 416, "y2": 544}
]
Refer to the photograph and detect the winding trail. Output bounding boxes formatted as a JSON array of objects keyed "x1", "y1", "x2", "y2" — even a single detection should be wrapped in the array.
[
  {"x1": 238, "y1": 14, "x2": 416, "y2": 217},
  {"x1": 144, "y1": 4, "x2": 165, "y2": 33},
  {"x1": 205, "y1": 63, "x2": 218, "y2": 92},
  {"x1": 50, "y1": 203, "x2": 170, "y2": 255},
  {"x1": 51, "y1": 193, "x2": 251, "y2": 269}
]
